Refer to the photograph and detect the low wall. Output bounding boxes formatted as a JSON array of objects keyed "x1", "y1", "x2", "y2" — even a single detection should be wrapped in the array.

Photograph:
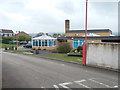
[{"x1": 86, "y1": 43, "x2": 119, "y2": 70}]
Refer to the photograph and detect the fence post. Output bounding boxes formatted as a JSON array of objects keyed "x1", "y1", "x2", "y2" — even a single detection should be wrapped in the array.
[{"x1": 82, "y1": 43, "x2": 87, "y2": 65}]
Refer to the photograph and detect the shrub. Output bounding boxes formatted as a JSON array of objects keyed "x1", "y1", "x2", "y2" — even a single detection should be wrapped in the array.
[
  {"x1": 70, "y1": 48, "x2": 78, "y2": 53},
  {"x1": 77, "y1": 46, "x2": 82, "y2": 52},
  {"x1": 57, "y1": 42, "x2": 72, "y2": 53}
]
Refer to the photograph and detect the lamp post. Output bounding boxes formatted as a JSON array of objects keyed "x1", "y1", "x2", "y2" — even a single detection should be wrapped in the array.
[
  {"x1": 85, "y1": 0, "x2": 88, "y2": 42},
  {"x1": 82, "y1": 0, "x2": 88, "y2": 66}
]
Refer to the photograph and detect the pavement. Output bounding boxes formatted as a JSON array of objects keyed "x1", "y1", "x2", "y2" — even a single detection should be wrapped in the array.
[{"x1": 2, "y1": 51, "x2": 119, "y2": 89}]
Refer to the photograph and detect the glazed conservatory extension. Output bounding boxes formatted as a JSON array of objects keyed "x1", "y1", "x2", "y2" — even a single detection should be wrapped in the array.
[{"x1": 32, "y1": 34, "x2": 57, "y2": 50}]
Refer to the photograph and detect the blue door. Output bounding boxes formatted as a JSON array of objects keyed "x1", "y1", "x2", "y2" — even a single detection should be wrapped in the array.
[{"x1": 73, "y1": 40, "x2": 84, "y2": 48}]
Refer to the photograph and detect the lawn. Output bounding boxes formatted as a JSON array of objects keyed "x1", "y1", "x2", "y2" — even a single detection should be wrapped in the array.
[
  {"x1": 4, "y1": 50, "x2": 27, "y2": 53},
  {"x1": 2, "y1": 44, "x2": 21, "y2": 48},
  {"x1": 45, "y1": 53, "x2": 82, "y2": 64}
]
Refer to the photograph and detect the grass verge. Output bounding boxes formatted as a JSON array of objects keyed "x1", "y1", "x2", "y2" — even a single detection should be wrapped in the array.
[
  {"x1": 44, "y1": 53, "x2": 82, "y2": 64},
  {"x1": 2, "y1": 44, "x2": 21, "y2": 48},
  {"x1": 4, "y1": 50, "x2": 28, "y2": 53},
  {"x1": 4, "y1": 50, "x2": 82, "y2": 64}
]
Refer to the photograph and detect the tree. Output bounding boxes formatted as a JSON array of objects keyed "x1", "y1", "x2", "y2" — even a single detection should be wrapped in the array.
[
  {"x1": 17, "y1": 35, "x2": 31, "y2": 42},
  {"x1": 2, "y1": 36, "x2": 15, "y2": 44}
]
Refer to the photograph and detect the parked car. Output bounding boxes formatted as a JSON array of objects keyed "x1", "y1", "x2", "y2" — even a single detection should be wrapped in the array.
[
  {"x1": 19, "y1": 41, "x2": 27, "y2": 45},
  {"x1": 23, "y1": 44, "x2": 32, "y2": 48}
]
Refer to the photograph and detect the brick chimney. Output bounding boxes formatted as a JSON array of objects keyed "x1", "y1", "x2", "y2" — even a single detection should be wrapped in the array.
[{"x1": 65, "y1": 19, "x2": 70, "y2": 32}]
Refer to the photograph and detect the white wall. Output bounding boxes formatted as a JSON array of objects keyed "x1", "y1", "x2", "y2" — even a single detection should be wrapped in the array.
[{"x1": 86, "y1": 43, "x2": 120, "y2": 70}]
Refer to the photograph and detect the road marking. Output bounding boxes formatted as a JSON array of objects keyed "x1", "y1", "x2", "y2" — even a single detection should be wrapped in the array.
[
  {"x1": 114, "y1": 85, "x2": 118, "y2": 88},
  {"x1": 74, "y1": 80, "x2": 91, "y2": 88},
  {"x1": 59, "y1": 82, "x2": 72, "y2": 89},
  {"x1": 41, "y1": 86, "x2": 45, "y2": 88},
  {"x1": 53, "y1": 85, "x2": 59, "y2": 90},
  {"x1": 90, "y1": 78, "x2": 118, "y2": 85},
  {"x1": 89, "y1": 79, "x2": 112, "y2": 88}
]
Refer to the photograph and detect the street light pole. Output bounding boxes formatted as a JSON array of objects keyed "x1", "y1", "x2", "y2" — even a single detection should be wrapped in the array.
[
  {"x1": 85, "y1": 0, "x2": 88, "y2": 42},
  {"x1": 82, "y1": 0, "x2": 88, "y2": 66}
]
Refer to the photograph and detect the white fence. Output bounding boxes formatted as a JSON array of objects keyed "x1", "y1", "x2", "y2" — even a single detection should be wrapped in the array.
[{"x1": 86, "y1": 43, "x2": 119, "y2": 70}]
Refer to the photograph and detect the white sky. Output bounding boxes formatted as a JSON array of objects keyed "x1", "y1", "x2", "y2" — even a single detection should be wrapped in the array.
[{"x1": 0, "y1": 0, "x2": 119, "y2": 33}]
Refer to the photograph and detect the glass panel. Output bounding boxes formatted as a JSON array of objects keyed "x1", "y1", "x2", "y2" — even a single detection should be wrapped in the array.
[
  {"x1": 39, "y1": 40, "x2": 41, "y2": 46},
  {"x1": 74, "y1": 40, "x2": 78, "y2": 42},
  {"x1": 42, "y1": 40, "x2": 44, "y2": 46},
  {"x1": 49, "y1": 40, "x2": 52, "y2": 46},
  {"x1": 79, "y1": 40, "x2": 84, "y2": 46},
  {"x1": 33, "y1": 40, "x2": 35, "y2": 46},
  {"x1": 73, "y1": 40, "x2": 78, "y2": 48},
  {"x1": 45, "y1": 40, "x2": 47, "y2": 46},
  {"x1": 54, "y1": 40, "x2": 56, "y2": 46},
  {"x1": 36, "y1": 40, "x2": 38, "y2": 46}
]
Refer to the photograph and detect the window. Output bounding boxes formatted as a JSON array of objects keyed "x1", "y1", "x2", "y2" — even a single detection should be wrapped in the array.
[
  {"x1": 73, "y1": 40, "x2": 84, "y2": 48},
  {"x1": 49, "y1": 40, "x2": 52, "y2": 46},
  {"x1": 35, "y1": 40, "x2": 38, "y2": 46},
  {"x1": 33, "y1": 40, "x2": 35, "y2": 46},
  {"x1": 39, "y1": 40, "x2": 41, "y2": 46},
  {"x1": 45, "y1": 40, "x2": 47, "y2": 46},
  {"x1": 54, "y1": 40, "x2": 56, "y2": 46},
  {"x1": 42, "y1": 40, "x2": 45, "y2": 46}
]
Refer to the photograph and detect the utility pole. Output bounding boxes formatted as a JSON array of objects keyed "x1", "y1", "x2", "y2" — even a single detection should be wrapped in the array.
[
  {"x1": 85, "y1": 0, "x2": 88, "y2": 42},
  {"x1": 82, "y1": 0, "x2": 88, "y2": 66}
]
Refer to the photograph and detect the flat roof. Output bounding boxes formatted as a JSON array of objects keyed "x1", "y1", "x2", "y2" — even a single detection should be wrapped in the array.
[
  {"x1": 66, "y1": 29, "x2": 112, "y2": 33},
  {"x1": 57, "y1": 36, "x2": 120, "y2": 40}
]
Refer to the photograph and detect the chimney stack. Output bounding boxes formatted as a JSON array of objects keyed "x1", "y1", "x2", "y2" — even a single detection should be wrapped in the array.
[{"x1": 65, "y1": 19, "x2": 70, "y2": 32}]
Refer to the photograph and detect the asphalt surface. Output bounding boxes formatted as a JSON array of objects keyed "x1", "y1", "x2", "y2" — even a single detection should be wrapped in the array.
[{"x1": 2, "y1": 52, "x2": 119, "y2": 89}]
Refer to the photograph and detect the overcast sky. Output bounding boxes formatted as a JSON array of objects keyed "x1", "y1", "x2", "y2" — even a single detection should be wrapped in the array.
[{"x1": 0, "y1": 0, "x2": 119, "y2": 34}]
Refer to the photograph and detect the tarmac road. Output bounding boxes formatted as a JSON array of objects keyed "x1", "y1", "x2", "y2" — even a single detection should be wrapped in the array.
[{"x1": 2, "y1": 52, "x2": 119, "y2": 89}]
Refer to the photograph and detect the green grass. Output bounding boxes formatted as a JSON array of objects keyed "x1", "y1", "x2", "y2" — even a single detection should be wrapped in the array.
[
  {"x1": 2, "y1": 44, "x2": 21, "y2": 48},
  {"x1": 45, "y1": 53, "x2": 82, "y2": 64},
  {"x1": 4, "y1": 50, "x2": 27, "y2": 53}
]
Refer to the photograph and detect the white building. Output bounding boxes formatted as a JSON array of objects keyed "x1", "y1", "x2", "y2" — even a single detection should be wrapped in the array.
[
  {"x1": 0, "y1": 29, "x2": 14, "y2": 37},
  {"x1": 32, "y1": 34, "x2": 57, "y2": 50}
]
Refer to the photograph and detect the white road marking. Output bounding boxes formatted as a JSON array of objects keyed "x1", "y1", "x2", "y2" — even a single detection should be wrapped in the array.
[
  {"x1": 114, "y1": 85, "x2": 118, "y2": 88},
  {"x1": 59, "y1": 82, "x2": 72, "y2": 89},
  {"x1": 53, "y1": 85, "x2": 59, "y2": 90},
  {"x1": 74, "y1": 80, "x2": 91, "y2": 88},
  {"x1": 90, "y1": 78, "x2": 118, "y2": 85},
  {"x1": 89, "y1": 79, "x2": 112, "y2": 88},
  {"x1": 41, "y1": 86, "x2": 45, "y2": 88}
]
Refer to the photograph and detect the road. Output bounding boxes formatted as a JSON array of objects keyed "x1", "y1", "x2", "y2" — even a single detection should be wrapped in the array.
[{"x1": 2, "y1": 52, "x2": 118, "y2": 89}]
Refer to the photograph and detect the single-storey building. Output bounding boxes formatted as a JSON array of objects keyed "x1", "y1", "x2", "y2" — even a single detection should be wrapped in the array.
[
  {"x1": 32, "y1": 19, "x2": 119, "y2": 50},
  {"x1": 32, "y1": 34, "x2": 57, "y2": 50}
]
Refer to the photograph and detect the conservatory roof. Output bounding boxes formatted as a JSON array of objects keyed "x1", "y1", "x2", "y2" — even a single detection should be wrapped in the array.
[{"x1": 33, "y1": 34, "x2": 57, "y2": 40}]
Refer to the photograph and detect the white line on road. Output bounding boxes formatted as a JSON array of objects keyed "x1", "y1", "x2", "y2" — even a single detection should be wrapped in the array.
[
  {"x1": 59, "y1": 82, "x2": 72, "y2": 89},
  {"x1": 89, "y1": 79, "x2": 113, "y2": 88},
  {"x1": 114, "y1": 85, "x2": 118, "y2": 88},
  {"x1": 74, "y1": 80, "x2": 91, "y2": 88},
  {"x1": 41, "y1": 86, "x2": 45, "y2": 88},
  {"x1": 53, "y1": 85, "x2": 59, "y2": 90}
]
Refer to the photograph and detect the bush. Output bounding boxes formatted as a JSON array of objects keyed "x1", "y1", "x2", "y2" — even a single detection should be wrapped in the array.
[
  {"x1": 57, "y1": 42, "x2": 72, "y2": 53},
  {"x1": 70, "y1": 48, "x2": 78, "y2": 53},
  {"x1": 2, "y1": 36, "x2": 15, "y2": 44},
  {"x1": 77, "y1": 46, "x2": 82, "y2": 52}
]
